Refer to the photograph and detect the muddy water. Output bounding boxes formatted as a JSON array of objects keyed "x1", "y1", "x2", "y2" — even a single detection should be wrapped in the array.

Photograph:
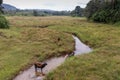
[
  {"x1": 13, "y1": 36, "x2": 92, "y2": 80},
  {"x1": 13, "y1": 56, "x2": 66, "y2": 80},
  {"x1": 73, "y1": 36, "x2": 92, "y2": 55}
]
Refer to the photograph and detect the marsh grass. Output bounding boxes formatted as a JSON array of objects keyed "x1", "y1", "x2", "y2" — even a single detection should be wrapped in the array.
[
  {"x1": 44, "y1": 17, "x2": 120, "y2": 80},
  {"x1": 0, "y1": 16, "x2": 74, "y2": 80},
  {"x1": 1, "y1": 16, "x2": 120, "y2": 80}
]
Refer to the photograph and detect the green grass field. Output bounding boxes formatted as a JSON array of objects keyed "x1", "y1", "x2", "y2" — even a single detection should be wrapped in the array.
[
  {"x1": 0, "y1": 16, "x2": 120, "y2": 80},
  {"x1": 45, "y1": 17, "x2": 120, "y2": 80},
  {"x1": 0, "y1": 16, "x2": 74, "y2": 80}
]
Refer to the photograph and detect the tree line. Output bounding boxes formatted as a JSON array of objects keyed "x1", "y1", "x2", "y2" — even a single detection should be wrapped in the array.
[
  {"x1": 85, "y1": 0, "x2": 120, "y2": 23},
  {"x1": 1, "y1": 0, "x2": 120, "y2": 24}
]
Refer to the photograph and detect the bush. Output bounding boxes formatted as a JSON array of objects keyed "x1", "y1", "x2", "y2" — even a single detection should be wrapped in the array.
[
  {"x1": 92, "y1": 9, "x2": 120, "y2": 23},
  {"x1": 92, "y1": 10, "x2": 107, "y2": 23},
  {"x1": 114, "y1": 21, "x2": 120, "y2": 27},
  {"x1": 0, "y1": 15, "x2": 9, "y2": 29}
]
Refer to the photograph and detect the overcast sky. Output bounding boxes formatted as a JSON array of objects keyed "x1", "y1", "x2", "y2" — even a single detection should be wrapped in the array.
[{"x1": 3, "y1": 0, "x2": 90, "y2": 11}]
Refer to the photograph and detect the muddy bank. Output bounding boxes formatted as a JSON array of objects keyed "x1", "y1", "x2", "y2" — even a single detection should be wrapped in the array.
[{"x1": 14, "y1": 36, "x2": 92, "y2": 80}]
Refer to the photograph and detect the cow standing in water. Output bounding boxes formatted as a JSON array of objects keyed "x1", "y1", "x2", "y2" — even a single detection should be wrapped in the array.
[{"x1": 34, "y1": 62, "x2": 47, "y2": 76}]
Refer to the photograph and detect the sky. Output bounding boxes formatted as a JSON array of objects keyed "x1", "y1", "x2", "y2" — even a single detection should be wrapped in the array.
[{"x1": 3, "y1": 0, "x2": 90, "y2": 11}]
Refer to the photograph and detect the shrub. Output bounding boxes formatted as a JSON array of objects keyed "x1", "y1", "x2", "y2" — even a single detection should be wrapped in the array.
[
  {"x1": 92, "y1": 10, "x2": 107, "y2": 23},
  {"x1": 92, "y1": 9, "x2": 120, "y2": 23},
  {"x1": 0, "y1": 15, "x2": 9, "y2": 29}
]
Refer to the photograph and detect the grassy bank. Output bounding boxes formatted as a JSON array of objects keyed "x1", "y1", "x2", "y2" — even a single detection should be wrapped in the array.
[
  {"x1": 0, "y1": 16, "x2": 74, "y2": 80},
  {"x1": 45, "y1": 17, "x2": 120, "y2": 80}
]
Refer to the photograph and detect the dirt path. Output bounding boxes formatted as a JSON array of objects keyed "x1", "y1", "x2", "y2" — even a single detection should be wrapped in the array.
[{"x1": 13, "y1": 36, "x2": 92, "y2": 80}]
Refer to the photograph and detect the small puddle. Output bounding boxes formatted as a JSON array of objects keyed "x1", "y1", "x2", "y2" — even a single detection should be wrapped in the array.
[{"x1": 14, "y1": 35, "x2": 92, "y2": 80}]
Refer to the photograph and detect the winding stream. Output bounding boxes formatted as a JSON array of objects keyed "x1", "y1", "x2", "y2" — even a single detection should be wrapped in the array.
[
  {"x1": 13, "y1": 36, "x2": 92, "y2": 80},
  {"x1": 73, "y1": 36, "x2": 92, "y2": 55}
]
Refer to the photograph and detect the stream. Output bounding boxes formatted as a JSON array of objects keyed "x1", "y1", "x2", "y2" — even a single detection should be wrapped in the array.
[{"x1": 13, "y1": 36, "x2": 92, "y2": 80}]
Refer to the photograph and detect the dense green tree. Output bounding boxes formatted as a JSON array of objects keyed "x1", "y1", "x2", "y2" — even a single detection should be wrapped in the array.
[
  {"x1": 85, "y1": 0, "x2": 120, "y2": 23},
  {"x1": 85, "y1": 0, "x2": 106, "y2": 19},
  {"x1": 0, "y1": 0, "x2": 3, "y2": 13},
  {"x1": 85, "y1": 1, "x2": 97, "y2": 19},
  {"x1": 71, "y1": 6, "x2": 83, "y2": 17},
  {"x1": 33, "y1": 10, "x2": 38, "y2": 16},
  {"x1": 0, "y1": 0, "x2": 2, "y2": 5}
]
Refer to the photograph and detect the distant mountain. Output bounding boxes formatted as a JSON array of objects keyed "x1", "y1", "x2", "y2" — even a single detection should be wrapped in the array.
[
  {"x1": 1, "y1": 4, "x2": 18, "y2": 11},
  {"x1": 1, "y1": 4, "x2": 71, "y2": 16},
  {"x1": 21, "y1": 9, "x2": 57, "y2": 12}
]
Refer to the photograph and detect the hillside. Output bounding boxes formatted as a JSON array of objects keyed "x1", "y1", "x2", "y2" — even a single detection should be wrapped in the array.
[
  {"x1": 2, "y1": 4, "x2": 18, "y2": 11},
  {"x1": 2, "y1": 4, "x2": 70, "y2": 16}
]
